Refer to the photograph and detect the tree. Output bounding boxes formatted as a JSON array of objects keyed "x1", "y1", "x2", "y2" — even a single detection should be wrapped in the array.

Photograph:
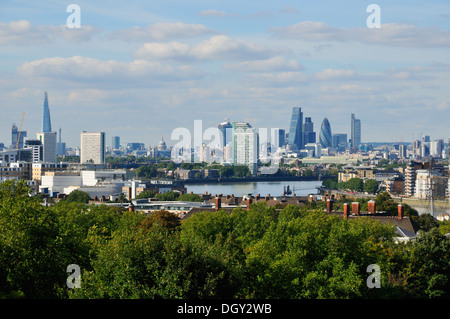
[
  {"x1": 135, "y1": 165, "x2": 157, "y2": 179},
  {"x1": 178, "y1": 193, "x2": 203, "y2": 202},
  {"x1": 65, "y1": 190, "x2": 91, "y2": 203},
  {"x1": 139, "y1": 210, "x2": 181, "y2": 232},
  {"x1": 346, "y1": 178, "x2": 364, "y2": 192},
  {"x1": 363, "y1": 179, "x2": 379, "y2": 194},
  {"x1": 155, "y1": 191, "x2": 180, "y2": 201}
]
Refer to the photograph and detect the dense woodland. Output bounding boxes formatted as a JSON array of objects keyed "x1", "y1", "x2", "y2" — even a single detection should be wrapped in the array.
[{"x1": 0, "y1": 180, "x2": 450, "y2": 299}]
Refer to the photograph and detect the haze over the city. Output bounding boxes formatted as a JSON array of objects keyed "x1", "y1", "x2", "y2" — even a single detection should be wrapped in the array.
[{"x1": 1, "y1": 0, "x2": 450, "y2": 147}]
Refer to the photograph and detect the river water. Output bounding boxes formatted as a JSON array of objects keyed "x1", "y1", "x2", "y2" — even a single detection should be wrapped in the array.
[{"x1": 186, "y1": 180, "x2": 323, "y2": 197}]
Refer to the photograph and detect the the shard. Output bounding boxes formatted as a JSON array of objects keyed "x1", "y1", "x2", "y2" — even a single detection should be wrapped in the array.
[{"x1": 43, "y1": 91, "x2": 52, "y2": 133}]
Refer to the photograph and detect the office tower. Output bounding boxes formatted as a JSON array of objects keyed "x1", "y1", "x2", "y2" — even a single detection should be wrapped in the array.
[
  {"x1": 24, "y1": 139, "x2": 43, "y2": 163},
  {"x1": 287, "y1": 107, "x2": 303, "y2": 150},
  {"x1": 112, "y1": 136, "x2": 120, "y2": 149},
  {"x1": 303, "y1": 117, "x2": 316, "y2": 145},
  {"x1": 277, "y1": 128, "x2": 286, "y2": 147},
  {"x1": 81, "y1": 132, "x2": 105, "y2": 164},
  {"x1": 37, "y1": 132, "x2": 57, "y2": 163},
  {"x1": 333, "y1": 133, "x2": 347, "y2": 152},
  {"x1": 232, "y1": 122, "x2": 258, "y2": 175},
  {"x1": 43, "y1": 91, "x2": 52, "y2": 133},
  {"x1": 351, "y1": 113, "x2": 361, "y2": 149},
  {"x1": 319, "y1": 118, "x2": 332, "y2": 149},
  {"x1": 11, "y1": 124, "x2": 27, "y2": 149}
]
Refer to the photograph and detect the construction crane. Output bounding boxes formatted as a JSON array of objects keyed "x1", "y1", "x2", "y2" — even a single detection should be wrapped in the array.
[{"x1": 16, "y1": 112, "x2": 25, "y2": 149}]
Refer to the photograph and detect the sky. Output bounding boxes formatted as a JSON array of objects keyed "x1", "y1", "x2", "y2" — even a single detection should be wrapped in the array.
[{"x1": 1, "y1": 0, "x2": 450, "y2": 148}]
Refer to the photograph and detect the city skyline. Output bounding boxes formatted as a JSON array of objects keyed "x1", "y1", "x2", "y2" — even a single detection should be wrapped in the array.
[{"x1": 1, "y1": 1, "x2": 450, "y2": 147}]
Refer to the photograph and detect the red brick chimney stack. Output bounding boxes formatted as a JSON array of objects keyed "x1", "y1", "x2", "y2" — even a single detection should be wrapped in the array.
[
  {"x1": 343, "y1": 203, "x2": 349, "y2": 219},
  {"x1": 215, "y1": 197, "x2": 221, "y2": 211},
  {"x1": 326, "y1": 199, "x2": 332, "y2": 213},
  {"x1": 368, "y1": 200, "x2": 376, "y2": 214},
  {"x1": 398, "y1": 204, "x2": 404, "y2": 220},
  {"x1": 352, "y1": 202, "x2": 360, "y2": 216},
  {"x1": 246, "y1": 198, "x2": 252, "y2": 211}
]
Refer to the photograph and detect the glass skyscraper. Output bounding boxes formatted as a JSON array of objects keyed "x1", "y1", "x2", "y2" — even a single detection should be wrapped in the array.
[
  {"x1": 351, "y1": 113, "x2": 361, "y2": 149},
  {"x1": 43, "y1": 92, "x2": 52, "y2": 133},
  {"x1": 287, "y1": 107, "x2": 303, "y2": 150},
  {"x1": 319, "y1": 118, "x2": 332, "y2": 148}
]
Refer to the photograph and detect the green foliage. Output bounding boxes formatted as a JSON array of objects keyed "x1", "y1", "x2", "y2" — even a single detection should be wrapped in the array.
[
  {"x1": 134, "y1": 165, "x2": 157, "y2": 179},
  {"x1": 0, "y1": 180, "x2": 449, "y2": 299},
  {"x1": 135, "y1": 190, "x2": 155, "y2": 199},
  {"x1": 177, "y1": 193, "x2": 203, "y2": 202},
  {"x1": 64, "y1": 190, "x2": 91, "y2": 203},
  {"x1": 363, "y1": 179, "x2": 379, "y2": 194},
  {"x1": 155, "y1": 191, "x2": 180, "y2": 201}
]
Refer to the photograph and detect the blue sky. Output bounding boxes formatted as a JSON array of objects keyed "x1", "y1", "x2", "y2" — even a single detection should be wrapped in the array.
[{"x1": 1, "y1": 0, "x2": 450, "y2": 148}]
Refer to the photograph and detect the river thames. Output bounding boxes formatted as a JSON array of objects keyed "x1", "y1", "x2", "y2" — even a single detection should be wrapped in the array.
[{"x1": 186, "y1": 180, "x2": 323, "y2": 197}]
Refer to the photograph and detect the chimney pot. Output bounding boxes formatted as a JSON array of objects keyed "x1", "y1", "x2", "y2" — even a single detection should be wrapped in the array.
[{"x1": 352, "y1": 202, "x2": 360, "y2": 216}]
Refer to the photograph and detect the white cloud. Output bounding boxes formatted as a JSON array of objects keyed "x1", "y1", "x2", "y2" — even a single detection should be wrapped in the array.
[
  {"x1": 0, "y1": 20, "x2": 100, "y2": 45},
  {"x1": 17, "y1": 56, "x2": 203, "y2": 84},
  {"x1": 269, "y1": 21, "x2": 450, "y2": 47},
  {"x1": 198, "y1": 9, "x2": 229, "y2": 17},
  {"x1": 109, "y1": 22, "x2": 215, "y2": 41},
  {"x1": 224, "y1": 56, "x2": 304, "y2": 72},
  {"x1": 134, "y1": 35, "x2": 278, "y2": 61}
]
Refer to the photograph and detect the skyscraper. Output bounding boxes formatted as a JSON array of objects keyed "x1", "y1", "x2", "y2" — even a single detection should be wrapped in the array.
[
  {"x1": 351, "y1": 113, "x2": 361, "y2": 149},
  {"x1": 319, "y1": 118, "x2": 332, "y2": 148},
  {"x1": 81, "y1": 132, "x2": 105, "y2": 164},
  {"x1": 232, "y1": 122, "x2": 258, "y2": 175},
  {"x1": 11, "y1": 124, "x2": 27, "y2": 149},
  {"x1": 287, "y1": 107, "x2": 303, "y2": 150},
  {"x1": 332, "y1": 133, "x2": 347, "y2": 152},
  {"x1": 112, "y1": 136, "x2": 120, "y2": 150},
  {"x1": 57, "y1": 128, "x2": 66, "y2": 156},
  {"x1": 37, "y1": 132, "x2": 57, "y2": 163},
  {"x1": 303, "y1": 117, "x2": 316, "y2": 145},
  {"x1": 43, "y1": 92, "x2": 52, "y2": 133}
]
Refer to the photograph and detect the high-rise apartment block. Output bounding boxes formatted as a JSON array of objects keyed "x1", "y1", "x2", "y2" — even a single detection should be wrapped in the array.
[
  {"x1": 232, "y1": 122, "x2": 258, "y2": 175},
  {"x1": 81, "y1": 132, "x2": 105, "y2": 164}
]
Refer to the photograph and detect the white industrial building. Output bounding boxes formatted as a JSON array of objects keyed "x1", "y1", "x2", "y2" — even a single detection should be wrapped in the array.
[{"x1": 40, "y1": 169, "x2": 126, "y2": 198}]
